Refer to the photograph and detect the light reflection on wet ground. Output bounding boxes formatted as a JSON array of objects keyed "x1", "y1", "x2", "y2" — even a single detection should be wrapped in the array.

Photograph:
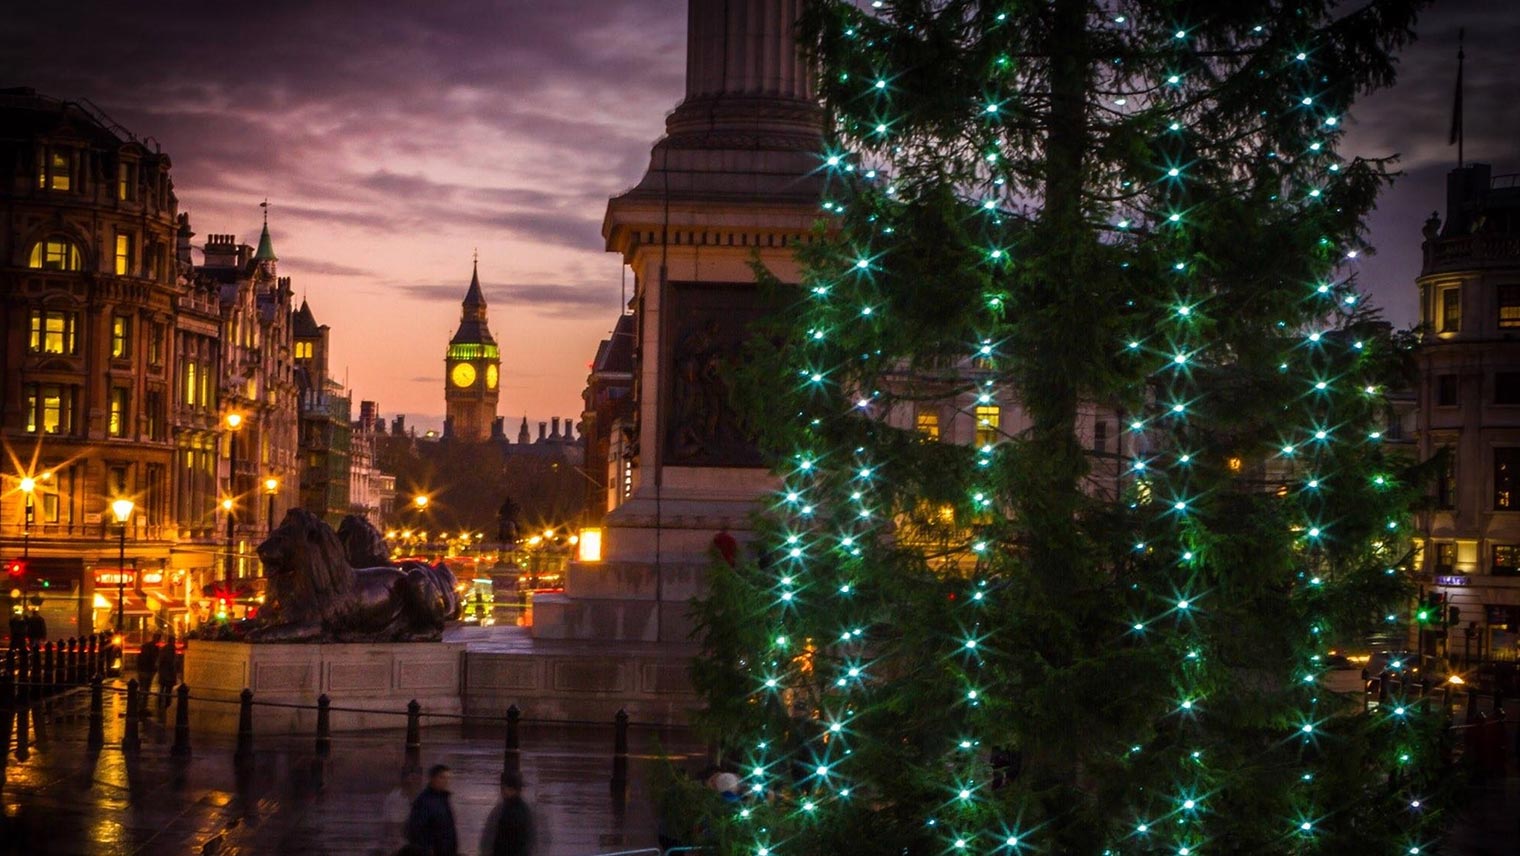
[{"x1": 1, "y1": 686, "x2": 704, "y2": 855}]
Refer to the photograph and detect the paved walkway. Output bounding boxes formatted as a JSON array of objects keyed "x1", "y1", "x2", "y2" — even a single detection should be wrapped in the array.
[{"x1": 1, "y1": 684, "x2": 704, "y2": 856}]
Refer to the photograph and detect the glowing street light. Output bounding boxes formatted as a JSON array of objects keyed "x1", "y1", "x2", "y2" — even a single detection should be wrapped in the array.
[
  {"x1": 263, "y1": 476, "x2": 281, "y2": 533},
  {"x1": 110, "y1": 498, "x2": 135, "y2": 632}
]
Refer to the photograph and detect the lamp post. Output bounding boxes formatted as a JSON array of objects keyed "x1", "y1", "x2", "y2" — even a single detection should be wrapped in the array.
[
  {"x1": 110, "y1": 499, "x2": 134, "y2": 633},
  {"x1": 18, "y1": 476, "x2": 35, "y2": 559},
  {"x1": 412, "y1": 494, "x2": 429, "y2": 555},
  {"x1": 224, "y1": 413, "x2": 243, "y2": 578},
  {"x1": 263, "y1": 477, "x2": 280, "y2": 534}
]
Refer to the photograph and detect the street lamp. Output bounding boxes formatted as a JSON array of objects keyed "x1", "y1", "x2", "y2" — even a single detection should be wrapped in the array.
[
  {"x1": 263, "y1": 477, "x2": 280, "y2": 533},
  {"x1": 224, "y1": 413, "x2": 243, "y2": 577},
  {"x1": 110, "y1": 499, "x2": 134, "y2": 633},
  {"x1": 18, "y1": 476, "x2": 35, "y2": 559}
]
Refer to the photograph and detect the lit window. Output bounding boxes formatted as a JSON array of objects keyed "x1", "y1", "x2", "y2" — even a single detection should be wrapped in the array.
[
  {"x1": 28, "y1": 309, "x2": 77, "y2": 354},
  {"x1": 1495, "y1": 545, "x2": 1520, "y2": 577},
  {"x1": 115, "y1": 233, "x2": 133, "y2": 276},
  {"x1": 1439, "y1": 286, "x2": 1460, "y2": 333},
  {"x1": 185, "y1": 361, "x2": 198, "y2": 406},
  {"x1": 28, "y1": 239, "x2": 81, "y2": 271},
  {"x1": 25, "y1": 384, "x2": 70, "y2": 434},
  {"x1": 109, "y1": 387, "x2": 129, "y2": 437},
  {"x1": 1496, "y1": 448, "x2": 1520, "y2": 510},
  {"x1": 117, "y1": 161, "x2": 136, "y2": 200},
  {"x1": 915, "y1": 409, "x2": 940, "y2": 440},
  {"x1": 1500, "y1": 286, "x2": 1520, "y2": 330},
  {"x1": 39, "y1": 149, "x2": 71, "y2": 191},
  {"x1": 112, "y1": 315, "x2": 130, "y2": 359},
  {"x1": 975, "y1": 405, "x2": 1001, "y2": 447}
]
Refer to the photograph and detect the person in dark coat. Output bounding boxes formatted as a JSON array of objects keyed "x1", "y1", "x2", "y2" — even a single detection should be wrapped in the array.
[
  {"x1": 137, "y1": 633, "x2": 161, "y2": 693},
  {"x1": 157, "y1": 634, "x2": 178, "y2": 704},
  {"x1": 7, "y1": 612, "x2": 24, "y2": 647},
  {"x1": 479, "y1": 770, "x2": 535, "y2": 856},
  {"x1": 24, "y1": 610, "x2": 46, "y2": 642},
  {"x1": 404, "y1": 764, "x2": 458, "y2": 856}
]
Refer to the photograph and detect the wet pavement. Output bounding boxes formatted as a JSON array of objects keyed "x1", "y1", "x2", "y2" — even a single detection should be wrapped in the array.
[{"x1": 1, "y1": 683, "x2": 705, "y2": 855}]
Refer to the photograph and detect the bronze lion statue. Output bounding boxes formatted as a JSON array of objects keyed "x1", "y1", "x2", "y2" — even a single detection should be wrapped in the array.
[{"x1": 248, "y1": 509, "x2": 461, "y2": 642}]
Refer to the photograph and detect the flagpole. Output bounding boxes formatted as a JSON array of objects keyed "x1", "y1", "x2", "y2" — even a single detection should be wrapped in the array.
[{"x1": 1451, "y1": 28, "x2": 1465, "y2": 168}]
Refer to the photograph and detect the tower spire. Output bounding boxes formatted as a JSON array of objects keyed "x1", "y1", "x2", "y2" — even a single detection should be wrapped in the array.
[{"x1": 254, "y1": 198, "x2": 278, "y2": 263}]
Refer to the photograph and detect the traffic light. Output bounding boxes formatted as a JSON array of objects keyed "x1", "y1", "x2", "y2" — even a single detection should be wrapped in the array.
[
  {"x1": 1449, "y1": 605, "x2": 1461, "y2": 626},
  {"x1": 5, "y1": 559, "x2": 23, "y2": 578},
  {"x1": 1415, "y1": 592, "x2": 1446, "y2": 625}
]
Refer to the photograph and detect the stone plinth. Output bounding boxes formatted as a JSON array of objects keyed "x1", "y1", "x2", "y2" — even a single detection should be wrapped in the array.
[
  {"x1": 531, "y1": 560, "x2": 706, "y2": 643},
  {"x1": 460, "y1": 628, "x2": 700, "y2": 726},
  {"x1": 183, "y1": 640, "x2": 464, "y2": 734}
]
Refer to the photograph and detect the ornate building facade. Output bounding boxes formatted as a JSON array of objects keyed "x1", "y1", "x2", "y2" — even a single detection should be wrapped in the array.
[
  {"x1": 1, "y1": 88, "x2": 187, "y2": 635},
  {"x1": 1414, "y1": 163, "x2": 1520, "y2": 662},
  {"x1": 443, "y1": 261, "x2": 501, "y2": 442}
]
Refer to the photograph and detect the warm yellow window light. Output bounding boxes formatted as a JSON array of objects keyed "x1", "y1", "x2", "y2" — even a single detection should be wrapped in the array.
[{"x1": 578, "y1": 528, "x2": 603, "y2": 562}]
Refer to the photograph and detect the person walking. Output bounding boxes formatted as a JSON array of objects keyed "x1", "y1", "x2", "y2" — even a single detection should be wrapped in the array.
[
  {"x1": 7, "y1": 611, "x2": 24, "y2": 647},
  {"x1": 24, "y1": 609, "x2": 46, "y2": 643},
  {"x1": 404, "y1": 764, "x2": 458, "y2": 856},
  {"x1": 156, "y1": 633, "x2": 178, "y2": 705},
  {"x1": 479, "y1": 771, "x2": 535, "y2": 856},
  {"x1": 137, "y1": 633, "x2": 161, "y2": 694}
]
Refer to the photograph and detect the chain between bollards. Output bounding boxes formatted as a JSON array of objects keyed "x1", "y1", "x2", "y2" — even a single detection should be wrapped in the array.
[
  {"x1": 611, "y1": 707, "x2": 629, "y2": 793},
  {"x1": 234, "y1": 688, "x2": 254, "y2": 765},
  {"x1": 171, "y1": 683, "x2": 191, "y2": 758},
  {"x1": 315, "y1": 694, "x2": 331, "y2": 757}
]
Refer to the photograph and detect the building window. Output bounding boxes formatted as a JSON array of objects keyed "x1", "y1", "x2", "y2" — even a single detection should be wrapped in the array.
[
  {"x1": 1436, "y1": 374, "x2": 1458, "y2": 407},
  {"x1": 1434, "y1": 542, "x2": 1456, "y2": 574},
  {"x1": 1497, "y1": 373, "x2": 1520, "y2": 405},
  {"x1": 1495, "y1": 545, "x2": 1520, "y2": 577},
  {"x1": 148, "y1": 324, "x2": 164, "y2": 366},
  {"x1": 1500, "y1": 285, "x2": 1520, "y2": 329},
  {"x1": 39, "y1": 149, "x2": 71, "y2": 191},
  {"x1": 28, "y1": 239, "x2": 81, "y2": 271},
  {"x1": 295, "y1": 341, "x2": 314, "y2": 359},
  {"x1": 28, "y1": 309, "x2": 78, "y2": 355},
  {"x1": 915, "y1": 409, "x2": 940, "y2": 440},
  {"x1": 1437, "y1": 446, "x2": 1456, "y2": 509},
  {"x1": 24, "y1": 384, "x2": 71, "y2": 434},
  {"x1": 109, "y1": 387, "x2": 130, "y2": 437},
  {"x1": 111, "y1": 315, "x2": 131, "y2": 359},
  {"x1": 117, "y1": 161, "x2": 136, "y2": 201},
  {"x1": 1439, "y1": 286, "x2": 1461, "y2": 333},
  {"x1": 114, "y1": 233, "x2": 134, "y2": 276},
  {"x1": 1094, "y1": 420, "x2": 1109, "y2": 453},
  {"x1": 145, "y1": 390, "x2": 163, "y2": 441},
  {"x1": 974, "y1": 405, "x2": 1001, "y2": 447},
  {"x1": 1496, "y1": 448, "x2": 1520, "y2": 510}
]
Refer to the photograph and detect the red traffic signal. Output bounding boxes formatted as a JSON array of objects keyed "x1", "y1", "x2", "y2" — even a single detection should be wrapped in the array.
[{"x1": 5, "y1": 559, "x2": 24, "y2": 577}]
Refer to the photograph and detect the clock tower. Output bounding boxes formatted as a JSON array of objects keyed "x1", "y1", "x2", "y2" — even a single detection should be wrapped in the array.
[{"x1": 444, "y1": 260, "x2": 501, "y2": 441}]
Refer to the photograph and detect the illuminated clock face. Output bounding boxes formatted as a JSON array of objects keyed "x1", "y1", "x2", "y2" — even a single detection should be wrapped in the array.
[
  {"x1": 485, "y1": 364, "x2": 499, "y2": 389},
  {"x1": 451, "y1": 362, "x2": 477, "y2": 388}
]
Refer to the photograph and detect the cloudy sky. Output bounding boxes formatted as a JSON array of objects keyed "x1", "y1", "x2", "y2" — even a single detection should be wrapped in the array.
[{"x1": 4, "y1": 1, "x2": 1514, "y2": 430}]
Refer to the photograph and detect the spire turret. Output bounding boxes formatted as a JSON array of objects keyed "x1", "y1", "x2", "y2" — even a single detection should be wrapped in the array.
[{"x1": 254, "y1": 200, "x2": 277, "y2": 263}]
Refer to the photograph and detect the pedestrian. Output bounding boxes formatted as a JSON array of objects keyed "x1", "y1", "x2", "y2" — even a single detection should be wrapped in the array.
[
  {"x1": 24, "y1": 609, "x2": 46, "y2": 643},
  {"x1": 479, "y1": 770, "x2": 535, "y2": 856},
  {"x1": 157, "y1": 633, "x2": 178, "y2": 704},
  {"x1": 137, "y1": 633, "x2": 161, "y2": 694},
  {"x1": 403, "y1": 764, "x2": 458, "y2": 856},
  {"x1": 7, "y1": 611, "x2": 24, "y2": 646},
  {"x1": 383, "y1": 767, "x2": 424, "y2": 849}
]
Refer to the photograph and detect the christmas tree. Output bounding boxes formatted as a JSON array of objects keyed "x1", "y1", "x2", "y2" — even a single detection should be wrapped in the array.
[{"x1": 692, "y1": 1, "x2": 1450, "y2": 853}]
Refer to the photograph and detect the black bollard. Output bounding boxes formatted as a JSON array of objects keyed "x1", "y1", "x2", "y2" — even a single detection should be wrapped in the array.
[
  {"x1": 30, "y1": 643, "x2": 42, "y2": 702},
  {"x1": 171, "y1": 683, "x2": 191, "y2": 758},
  {"x1": 315, "y1": 694, "x2": 331, "y2": 757},
  {"x1": 43, "y1": 642, "x2": 55, "y2": 697},
  {"x1": 503, "y1": 704, "x2": 521, "y2": 774},
  {"x1": 1467, "y1": 688, "x2": 1480, "y2": 725},
  {"x1": 87, "y1": 675, "x2": 104, "y2": 748},
  {"x1": 611, "y1": 707, "x2": 629, "y2": 792},
  {"x1": 0, "y1": 673, "x2": 11, "y2": 768},
  {"x1": 122, "y1": 679, "x2": 141, "y2": 751},
  {"x1": 66, "y1": 638, "x2": 77, "y2": 685},
  {"x1": 234, "y1": 688, "x2": 254, "y2": 765},
  {"x1": 16, "y1": 646, "x2": 30, "y2": 706},
  {"x1": 405, "y1": 699, "x2": 421, "y2": 752},
  {"x1": 86, "y1": 635, "x2": 97, "y2": 680}
]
